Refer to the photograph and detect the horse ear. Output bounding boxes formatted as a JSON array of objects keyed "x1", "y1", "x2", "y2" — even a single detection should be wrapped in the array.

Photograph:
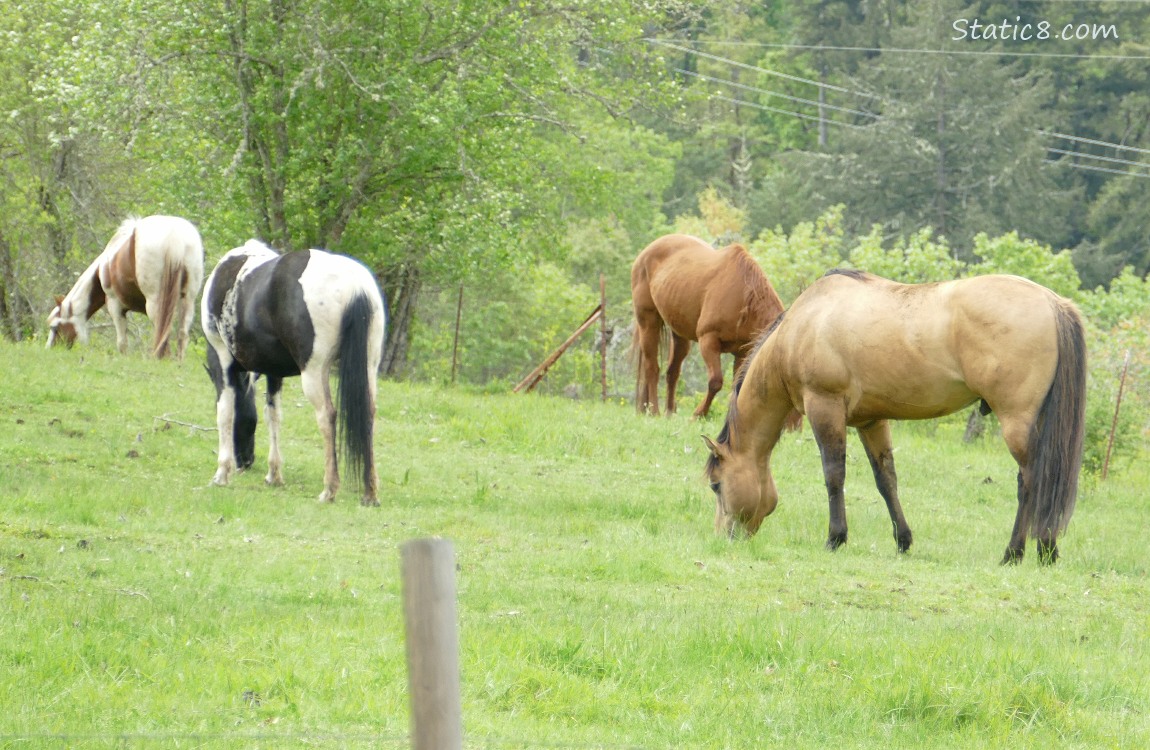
[{"x1": 701, "y1": 435, "x2": 723, "y2": 460}]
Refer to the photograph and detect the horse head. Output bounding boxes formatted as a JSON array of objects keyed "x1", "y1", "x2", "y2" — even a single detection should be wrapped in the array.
[
  {"x1": 46, "y1": 296, "x2": 85, "y2": 349},
  {"x1": 205, "y1": 346, "x2": 258, "y2": 470},
  {"x1": 702, "y1": 434, "x2": 777, "y2": 539}
]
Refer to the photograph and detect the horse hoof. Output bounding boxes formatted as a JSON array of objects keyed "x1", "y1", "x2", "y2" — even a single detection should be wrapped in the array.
[
  {"x1": 317, "y1": 490, "x2": 336, "y2": 503},
  {"x1": 896, "y1": 531, "x2": 913, "y2": 553},
  {"x1": 360, "y1": 496, "x2": 380, "y2": 508},
  {"x1": 826, "y1": 532, "x2": 848, "y2": 551},
  {"x1": 1001, "y1": 548, "x2": 1024, "y2": 565}
]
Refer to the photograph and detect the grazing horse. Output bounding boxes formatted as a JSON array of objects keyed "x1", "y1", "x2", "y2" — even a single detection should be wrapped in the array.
[
  {"x1": 631, "y1": 234, "x2": 788, "y2": 418},
  {"x1": 47, "y1": 215, "x2": 204, "y2": 359},
  {"x1": 202, "y1": 240, "x2": 386, "y2": 505},
  {"x1": 703, "y1": 270, "x2": 1087, "y2": 565}
]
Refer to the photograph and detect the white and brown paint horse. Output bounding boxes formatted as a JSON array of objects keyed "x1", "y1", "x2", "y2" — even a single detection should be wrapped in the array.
[
  {"x1": 47, "y1": 215, "x2": 204, "y2": 359},
  {"x1": 202, "y1": 240, "x2": 386, "y2": 505},
  {"x1": 704, "y1": 270, "x2": 1087, "y2": 565}
]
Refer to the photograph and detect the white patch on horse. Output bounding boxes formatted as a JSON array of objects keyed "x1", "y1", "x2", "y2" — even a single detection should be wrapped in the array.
[
  {"x1": 214, "y1": 240, "x2": 278, "y2": 354},
  {"x1": 297, "y1": 249, "x2": 383, "y2": 371}
]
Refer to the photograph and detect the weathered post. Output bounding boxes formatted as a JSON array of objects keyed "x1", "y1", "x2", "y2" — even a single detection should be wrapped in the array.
[
  {"x1": 402, "y1": 538, "x2": 462, "y2": 750},
  {"x1": 599, "y1": 273, "x2": 608, "y2": 402}
]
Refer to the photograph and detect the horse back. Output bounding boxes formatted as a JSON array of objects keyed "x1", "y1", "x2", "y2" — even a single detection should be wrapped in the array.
[
  {"x1": 633, "y1": 235, "x2": 768, "y2": 346},
  {"x1": 762, "y1": 272, "x2": 1068, "y2": 423}
]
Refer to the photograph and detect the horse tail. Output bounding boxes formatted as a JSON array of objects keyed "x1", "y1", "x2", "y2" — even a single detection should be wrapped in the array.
[
  {"x1": 337, "y1": 293, "x2": 376, "y2": 490},
  {"x1": 1028, "y1": 300, "x2": 1087, "y2": 541},
  {"x1": 151, "y1": 252, "x2": 187, "y2": 359}
]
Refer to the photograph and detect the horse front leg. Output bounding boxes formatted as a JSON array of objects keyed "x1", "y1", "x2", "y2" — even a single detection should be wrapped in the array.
[
  {"x1": 857, "y1": 420, "x2": 913, "y2": 553},
  {"x1": 807, "y1": 395, "x2": 849, "y2": 550},
  {"x1": 301, "y1": 368, "x2": 339, "y2": 503},
  {"x1": 212, "y1": 386, "x2": 237, "y2": 486},
  {"x1": 106, "y1": 297, "x2": 130, "y2": 355},
  {"x1": 693, "y1": 333, "x2": 724, "y2": 419},
  {"x1": 264, "y1": 376, "x2": 285, "y2": 487}
]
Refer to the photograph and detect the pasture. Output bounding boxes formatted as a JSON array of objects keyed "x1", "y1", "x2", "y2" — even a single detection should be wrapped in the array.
[{"x1": 1, "y1": 339, "x2": 1148, "y2": 748}]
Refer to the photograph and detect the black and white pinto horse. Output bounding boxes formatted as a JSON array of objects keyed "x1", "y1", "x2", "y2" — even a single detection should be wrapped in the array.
[{"x1": 202, "y1": 240, "x2": 386, "y2": 505}]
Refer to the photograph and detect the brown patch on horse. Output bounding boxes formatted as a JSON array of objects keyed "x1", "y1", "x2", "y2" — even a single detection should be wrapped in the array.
[
  {"x1": 105, "y1": 229, "x2": 147, "y2": 313},
  {"x1": 83, "y1": 267, "x2": 107, "y2": 319}
]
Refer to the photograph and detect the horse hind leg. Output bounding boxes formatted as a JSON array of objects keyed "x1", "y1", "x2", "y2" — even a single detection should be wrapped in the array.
[
  {"x1": 301, "y1": 367, "x2": 340, "y2": 503},
  {"x1": 176, "y1": 274, "x2": 194, "y2": 361},
  {"x1": 857, "y1": 420, "x2": 913, "y2": 553},
  {"x1": 664, "y1": 334, "x2": 691, "y2": 415},
  {"x1": 635, "y1": 320, "x2": 662, "y2": 415},
  {"x1": 999, "y1": 414, "x2": 1038, "y2": 564}
]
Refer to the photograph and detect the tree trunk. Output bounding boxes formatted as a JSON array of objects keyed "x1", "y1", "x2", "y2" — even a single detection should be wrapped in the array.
[
  {"x1": 0, "y1": 232, "x2": 31, "y2": 341},
  {"x1": 381, "y1": 264, "x2": 421, "y2": 377}
]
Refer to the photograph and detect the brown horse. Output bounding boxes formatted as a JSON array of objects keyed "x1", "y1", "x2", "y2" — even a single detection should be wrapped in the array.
[
  {"x1": 704, "y1": 270, "x2": 1086, "y2": 565},
  {"x1": 631, "y1": 234, "x2": 787, "y2": 418}
]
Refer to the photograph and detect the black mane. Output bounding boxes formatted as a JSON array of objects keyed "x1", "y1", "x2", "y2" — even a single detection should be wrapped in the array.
[{"x1": 823, "y1": 267, "x2": 869, "y2": 281}]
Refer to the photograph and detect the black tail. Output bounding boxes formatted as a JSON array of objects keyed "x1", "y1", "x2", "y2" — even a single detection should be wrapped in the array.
[
  {"x1": 337, "y1": 293, "x2": 376, "y2": 490},
  {"x1": 1028, "y1": 301, "x2": 1087, "y2": 539}
]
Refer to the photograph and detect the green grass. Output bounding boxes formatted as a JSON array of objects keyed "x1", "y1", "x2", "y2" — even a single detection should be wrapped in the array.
[{"x1": 1, "y1": 339, "x2": 1148, "y2": 748}]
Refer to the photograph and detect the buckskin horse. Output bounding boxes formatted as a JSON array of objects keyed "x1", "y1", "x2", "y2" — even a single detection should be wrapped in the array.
[
  {"x1": 202, "y1": 240, "x2": 387, "y2": 505},
  {"x1": 631, "y1": 234, "x2": 790, "y2": 418},
  {"x1": 47, "y1": 215, "x2": 204, "y2": 359},
  {"x1": 703, "y1": 270, "x2": 1086, "y2": 565}
]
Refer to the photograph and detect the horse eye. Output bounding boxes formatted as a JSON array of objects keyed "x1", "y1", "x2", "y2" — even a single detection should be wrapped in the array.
[{"x1": 709, "y1": 481, "x2": 721, "y2": 495}]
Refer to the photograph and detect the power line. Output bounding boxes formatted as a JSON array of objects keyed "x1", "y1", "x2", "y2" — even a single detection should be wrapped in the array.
[
  {"x1": 679, "y1": 39, "x2": 1150, "y2": 62},
  {"x1": 645, "y1": 39, "x2": 884, "y2": 99},
  {"x1": 1046, "y1": 146, "x2": 1150, "y2": 171},
  {"x1": 1039, "y1": 129, "x2": 1150, "y2": 156},
  {"x1": 673, "y1": 67, "x2": 879, "y2": 119},
  {"x1": 709, "y1": 93, "x2": 865, "y2": 128},
  {"x1": 1044, "y1": 159, "x2": 1150, "y2": 178}
]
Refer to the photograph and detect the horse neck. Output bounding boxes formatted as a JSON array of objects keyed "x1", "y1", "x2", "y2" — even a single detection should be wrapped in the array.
[
  {"x1": 732, "y1": 249, "x2": 783, "y2": 324},
  {"x1": 66, "y1": 264, "x2": 107, "y2": 320}
]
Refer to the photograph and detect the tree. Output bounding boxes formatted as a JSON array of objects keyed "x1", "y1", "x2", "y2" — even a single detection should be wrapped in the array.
[{"x1": 123, "y1": 0, "x2": 700, "y2": 373}]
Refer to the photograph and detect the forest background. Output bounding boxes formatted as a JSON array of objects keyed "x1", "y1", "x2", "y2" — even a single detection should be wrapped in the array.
[{"x1": 3, "y1": 0, "x2": 1150, "y2": 410}]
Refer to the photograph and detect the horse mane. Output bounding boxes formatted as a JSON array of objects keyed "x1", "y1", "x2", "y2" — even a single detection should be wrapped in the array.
[
  {"x1": 730, "y1": 245, "x2": 785, "y2": 327},
  {"x1": 823, "y1": 267, "x2": 870, "y2": 282},
  {"x1": 705, "y1": 310, "x2": 788, "y2": 477}
]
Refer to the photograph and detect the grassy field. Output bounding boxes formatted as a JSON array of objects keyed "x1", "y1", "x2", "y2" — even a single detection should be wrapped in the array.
[{"x1": 1, "y1": 338, "x2": 1148, "y2": 749}]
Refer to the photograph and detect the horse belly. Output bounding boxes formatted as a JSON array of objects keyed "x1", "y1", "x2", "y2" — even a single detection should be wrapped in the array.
[
  {"x1": 849, "y1": 380, "x2": 978, "y2": 424},
  {"x1": 233, "y1": 334, "x2": 302, "y2": 378},
  {"x1": 649, "y1": 277, "x2": 705, "y2": 341}
]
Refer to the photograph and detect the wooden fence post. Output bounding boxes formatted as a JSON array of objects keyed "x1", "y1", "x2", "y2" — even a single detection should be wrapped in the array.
[
  {"x1": 599, "y1": 273, "x2": 607, "y2": 402},
  {"x1": 402, "y1": 538, "x2": 462, "y2": 750}
]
